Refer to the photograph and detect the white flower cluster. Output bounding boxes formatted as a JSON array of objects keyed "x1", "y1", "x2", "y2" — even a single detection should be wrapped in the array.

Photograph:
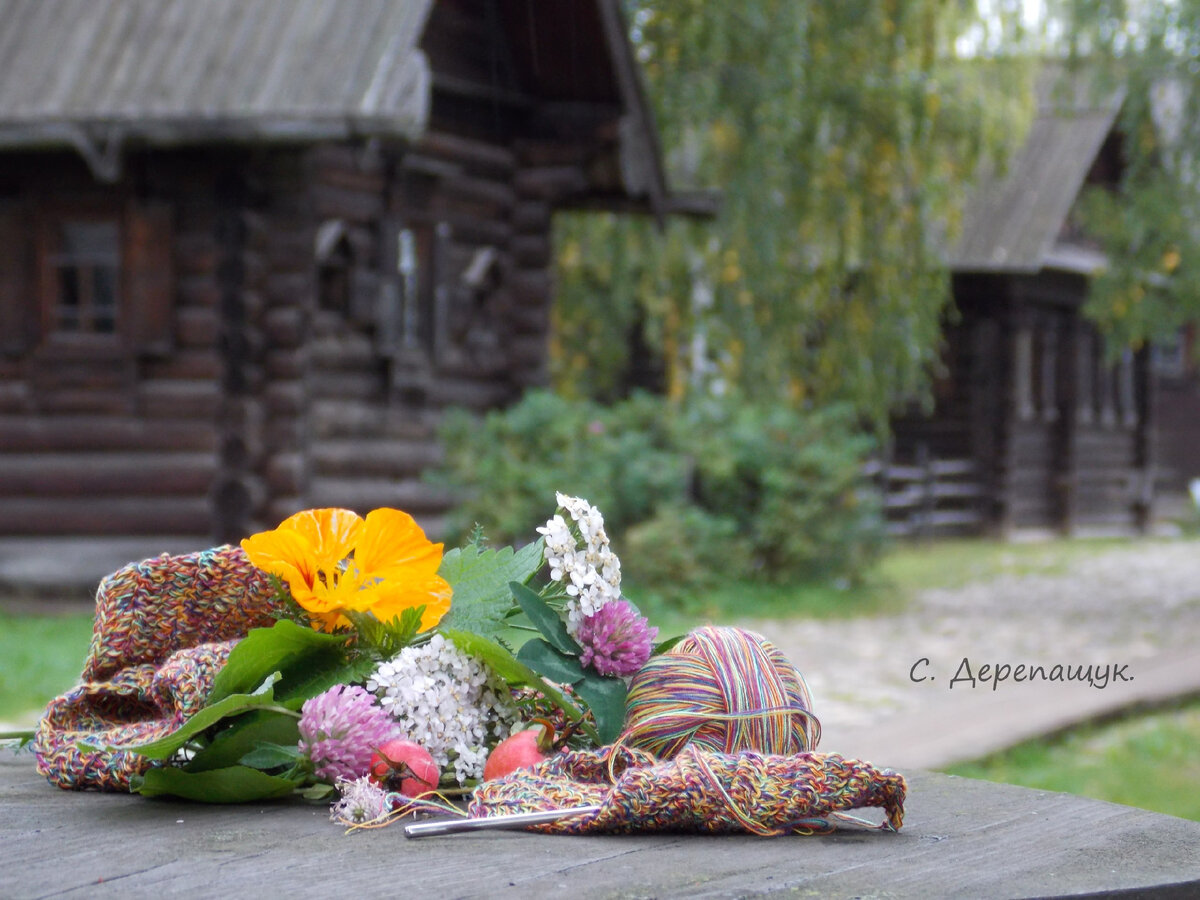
[
  {"x1": 536, "y1": 492, "x2": 622, "y2": 635},
  {"x1": 330, "y1": 775, "x2": 391, "y2": 826},
  {"x1": 365, "y1": 633, "x2": 522, "y2": 784}
]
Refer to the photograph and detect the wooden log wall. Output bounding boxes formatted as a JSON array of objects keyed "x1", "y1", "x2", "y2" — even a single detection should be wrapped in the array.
[{"x1": 0, "y1": 151, "x2": 228, "y2": 537}]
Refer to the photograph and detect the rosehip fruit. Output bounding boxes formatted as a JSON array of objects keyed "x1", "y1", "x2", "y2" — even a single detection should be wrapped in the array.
[
  {"x1": 368, "y1": 739, "x2": 440, "y2": 797},
  {"x1": 483, "y1": 726, "x2": 553, "y2": 781}
]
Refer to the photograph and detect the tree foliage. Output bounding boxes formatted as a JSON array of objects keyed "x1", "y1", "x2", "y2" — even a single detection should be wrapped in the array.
[
  {"x1": 1052, "y1": 0, "x2": 1200, "y2": 353},
  {"x1": 552, "y1": 0, "x2": 1034, "y2": 425}
]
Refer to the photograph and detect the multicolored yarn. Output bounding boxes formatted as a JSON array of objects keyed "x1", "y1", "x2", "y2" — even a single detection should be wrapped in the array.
[
  {"x1": 622, "y1": 626, "x2": 820, "y2": 759},
  {"x1": 34, "y1": 545, "x2": 282, "y2": 791},
  {"x1": 470, "y1": 745, "x2": 906, "y2": 836}
]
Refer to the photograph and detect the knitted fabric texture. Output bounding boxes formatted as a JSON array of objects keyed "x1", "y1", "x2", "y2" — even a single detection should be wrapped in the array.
[
  {"x1": 469, "y1": 745, "x2": 907, "y2": 836},
  {"x1": 34, "y1": 545, "x2": 281, "y2": 792}
]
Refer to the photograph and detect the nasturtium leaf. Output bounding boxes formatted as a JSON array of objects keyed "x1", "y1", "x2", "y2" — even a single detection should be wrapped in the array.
[
  {"x1": 516, "y1": 638, "x2": 585, "y2": 686},
  {"x1": 99, "y1": 673, "x2": 287, "y2": 761},
  {"x1": 184, "y1": 709, "x2": 300, "y2": 773},
  {"x1": 442, "y1": 628, "x2": 598, "y2": 744},
  {"x1": 510, "y1": 582, "x2": 580, "y2": 656},
  {"x1": 131, "y1": 765, "x2": 300, "y2": 803},
  {"x1": 208, "y1": 619, "x2": 351, "y2": 704},
  {"x1": 437, "y1": 539, "x2": 544, "y2": 638},
  {"x1": 573, "y1": 672, "x2": 629, "y2": 745},
  {"x1": 275, "y1": 649, "x2": 375, "y2": 710}
]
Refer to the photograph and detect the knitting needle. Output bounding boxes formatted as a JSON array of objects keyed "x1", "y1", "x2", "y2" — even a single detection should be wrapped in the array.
[{"x1": 404, "y1": 805, "x2": 602, "y2": 838}]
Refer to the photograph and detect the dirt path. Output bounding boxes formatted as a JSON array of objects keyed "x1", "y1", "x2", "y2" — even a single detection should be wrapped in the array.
[{"x1": 745, "y1": 539, "x2": 1200, "y2": 768}]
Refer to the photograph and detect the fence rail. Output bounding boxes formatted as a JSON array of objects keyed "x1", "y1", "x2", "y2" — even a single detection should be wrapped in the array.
[{"x1": 863, "y1": 455, "x2": 987, "y2": 538}]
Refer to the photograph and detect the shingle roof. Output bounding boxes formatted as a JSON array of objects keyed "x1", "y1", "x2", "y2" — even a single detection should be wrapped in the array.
[
  {"x1": 0, "y1": 0, "x2": 433, "y2": 148},
  {"x1": 951, "y1": 70, "x2": 1125, "y2": 274}
]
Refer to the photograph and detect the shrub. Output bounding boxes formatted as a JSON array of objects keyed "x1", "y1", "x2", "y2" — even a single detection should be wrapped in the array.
[{"x1": 432, "y1": 390, "x2": 884, "y2": 602}]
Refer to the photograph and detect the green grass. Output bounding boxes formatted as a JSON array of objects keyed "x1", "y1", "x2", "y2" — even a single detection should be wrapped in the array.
[
  {"x1": 0, "y1": 609, "x2": 94, "y2": 724},
  {"x1": 944, "y1": 698, "x2": 1200, "y2": 822}
]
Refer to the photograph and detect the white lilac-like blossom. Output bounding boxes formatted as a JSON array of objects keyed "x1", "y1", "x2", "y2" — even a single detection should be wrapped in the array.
[
  {"x1": 365, "y1": 634, "x2": 522, "y2": 784},
  {"x1": 536, "y1": 493, "x2": 622, "y2": 635}
]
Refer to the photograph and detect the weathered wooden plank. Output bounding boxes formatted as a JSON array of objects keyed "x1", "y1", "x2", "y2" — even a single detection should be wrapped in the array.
[
  {"x1": 265, "y1": 452, "x2": 306, "y2": 495},
  {"x1": 510, "y1": 234, "x2": 551, "y2": 267},
  {"x1": 442, "y1": 174, "x2": 516, "y2": 212},
  {"x1": 0, "y1": 496, "x2": 212, "y2": 534},
  {"x1": 310, "y1": 438, "x2": 444, "y2": 478},
  {"x1": 426, "y1": 375, "x2": 514, "y2": 410},
  {"x1": 263, "y1": 381, "x2": 305, "y2": 416},
  {"x1": 513, "y1": 164, "x2": 589, "y2": 200},
  {"x1": 141, "y1": 350, "x2": 223, "y2": 381},
  {"x1": 0, "y1": 451, "x2": 214, "y2": 497},
  {"x1": 2, "y1": 759, "x2": 1199, "y2": 899},
  {"x1": 0, "y1": 415, "x2": 217, "y2": 452},
  {"x1": 306, "y1": 476, "x2": 457, "y2": 513},
  {"x1": 262, "y1": 307, "x2": 306, "y2": 348},
  {"x1": 0, "y1": 381, "x2": 32, "y2": 413},
  {"x1": 311, "y1": 182, "x2": 384, "y2": 223},
  {"x1": 511, "y1": 199, "x2": 552, "y2": 233},
  {"x1": 174, "y1": 306, "x2": 221, "y2": 348},
  {"x1": 138, "y1": 379, "x2": 222, "y2": 419},
  {"x1": 419, "y1": 130, "x2": 518, "y2": 174}
]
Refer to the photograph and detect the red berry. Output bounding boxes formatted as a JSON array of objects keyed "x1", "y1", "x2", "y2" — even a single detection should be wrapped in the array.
[
  {"x1": 483, "y1": 728, "x2": 550, "y2": 781},
  {"x1": 369, "y1": 739, "x2": 440, "y2": 797}
]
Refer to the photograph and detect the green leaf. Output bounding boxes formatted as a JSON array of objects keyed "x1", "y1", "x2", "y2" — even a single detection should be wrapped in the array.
[
  {"x1": 301, "y1": 782, "x2": 337, "y2": 801},
  {"x1": 653, "y1": 633, "x2": 686, "y2": 655},
  {"x1": 208, "y1": 619, "x2": 351, "y2": 705},
  {"x1": 510, "y1": 582, "x2": 580, "y2": 656},
  {"x1": 131, "y1": 765, "x2": 300, "y2": 803},
  {"x1": 238, "y1": 742, "x2": 303, "y2": 770},
  {"x1": 0, "y1": 730, "x2": 35, "y2": 750},
  {"x1": 343, "y1": 607, "x2": 425, "y2": 659},
  {"x1": 274, "y1": 650, "x2": 375, "y2": 710},
  {"x1": 442, "y1": 628, "x2": 599, "y2": 744},
  {"x1": 100, "y1": 673, "x2": 291, "y2": 760},
  {"x1": 516, "y1": 638, "x2": 586, "y2": 686},
  {"x1": 184, "y1": 710, "x2": 300, "y2": 773},
  {"x1": 573, "y1": 672, "x2": 629, "y2": 745},
  {"x1": 437, "y1": 539, "x2": 545, "y2": 639}
]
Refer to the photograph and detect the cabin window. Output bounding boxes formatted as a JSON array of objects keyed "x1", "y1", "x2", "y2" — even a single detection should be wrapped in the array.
[
  {"x1": 46, "y1": 219, "x2": 121, "y2": 335},
  {"x1": 1076, "y1": 331, "x2": 1095, "y2": 424},
  {"x1": 1151, "y1": 330, "x2": 1187, "y2": 379},
  {"x1": 1038, "y1": 326, "x2": 1058, "y2": 422},
  {"x1": 1117, "y1": 349, "x2": 1138, "y2": 427},
  {"x1": 1015, "y1": 327, "x2": 1035, "y2": 421}
]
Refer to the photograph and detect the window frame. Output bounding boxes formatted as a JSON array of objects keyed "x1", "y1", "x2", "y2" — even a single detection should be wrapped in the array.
[{"x1": 36, "y1": 200, "x2": 126, "y2": 351}]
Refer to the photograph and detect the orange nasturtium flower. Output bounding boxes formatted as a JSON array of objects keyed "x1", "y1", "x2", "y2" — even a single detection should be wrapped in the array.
[{"x1": 241, "y1": 507, "x2": 451, "y2": 633}]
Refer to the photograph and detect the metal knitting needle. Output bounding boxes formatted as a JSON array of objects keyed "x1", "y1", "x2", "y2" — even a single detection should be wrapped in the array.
[{"x1": 403, "y1": 805, "x2": 602, "y2": 838}]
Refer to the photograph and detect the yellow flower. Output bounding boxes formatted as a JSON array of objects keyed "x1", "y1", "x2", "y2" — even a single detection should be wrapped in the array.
[{"x1": 241, "y1": 507, "x2": 451, "y2": 633}]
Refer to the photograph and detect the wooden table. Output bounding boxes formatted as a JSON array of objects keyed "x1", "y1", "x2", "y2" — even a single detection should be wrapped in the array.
[{"x1": 3, "y1": 752, "x2": 1199, "y2": 899}]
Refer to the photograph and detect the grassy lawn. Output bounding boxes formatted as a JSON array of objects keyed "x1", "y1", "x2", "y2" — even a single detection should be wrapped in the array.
[
  {"x1": 945, "y1": 698, "x2": 1200, "y2": 822},
  {"x1": 0, "y1": 608, "x2": 94, "y2": 726}
]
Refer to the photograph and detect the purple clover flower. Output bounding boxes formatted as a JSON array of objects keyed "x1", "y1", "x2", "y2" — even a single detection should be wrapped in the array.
[
  {"x1": 577, "y1": 599, "x2": 659, "y2": 677},
  {"x1": 298, "y1": 684, "x2": 397, "y2": 782}
]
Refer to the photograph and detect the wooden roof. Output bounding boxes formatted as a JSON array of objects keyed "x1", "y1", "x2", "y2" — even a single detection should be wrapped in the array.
[
  {"x1": 0, "y1": 0, "x2": 434, "y2": 160},
  {"x1": 0, "y1": 0, "x2": 695, "y2": 216},
  {"x1": 951, "y1": 70, "x2": 1125, "y2": 275}
]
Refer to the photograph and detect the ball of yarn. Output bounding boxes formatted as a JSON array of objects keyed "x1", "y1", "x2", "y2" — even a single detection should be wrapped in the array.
[{"x1": 622, "y1": 625, "x2": 820, "y2": 758}]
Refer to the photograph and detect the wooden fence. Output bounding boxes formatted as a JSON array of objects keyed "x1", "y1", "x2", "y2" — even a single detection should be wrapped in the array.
[{"x1": 863, "y1": 453, "x2": 988, "y2": 538}]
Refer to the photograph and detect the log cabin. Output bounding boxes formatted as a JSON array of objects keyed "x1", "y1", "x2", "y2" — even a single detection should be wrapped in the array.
[
  {"x1": 891, "y1": 72, "x2": 1200, "y2": 537},
  {"x1": 0, "y1": 0, "x2": 707, "y2": 542}
]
